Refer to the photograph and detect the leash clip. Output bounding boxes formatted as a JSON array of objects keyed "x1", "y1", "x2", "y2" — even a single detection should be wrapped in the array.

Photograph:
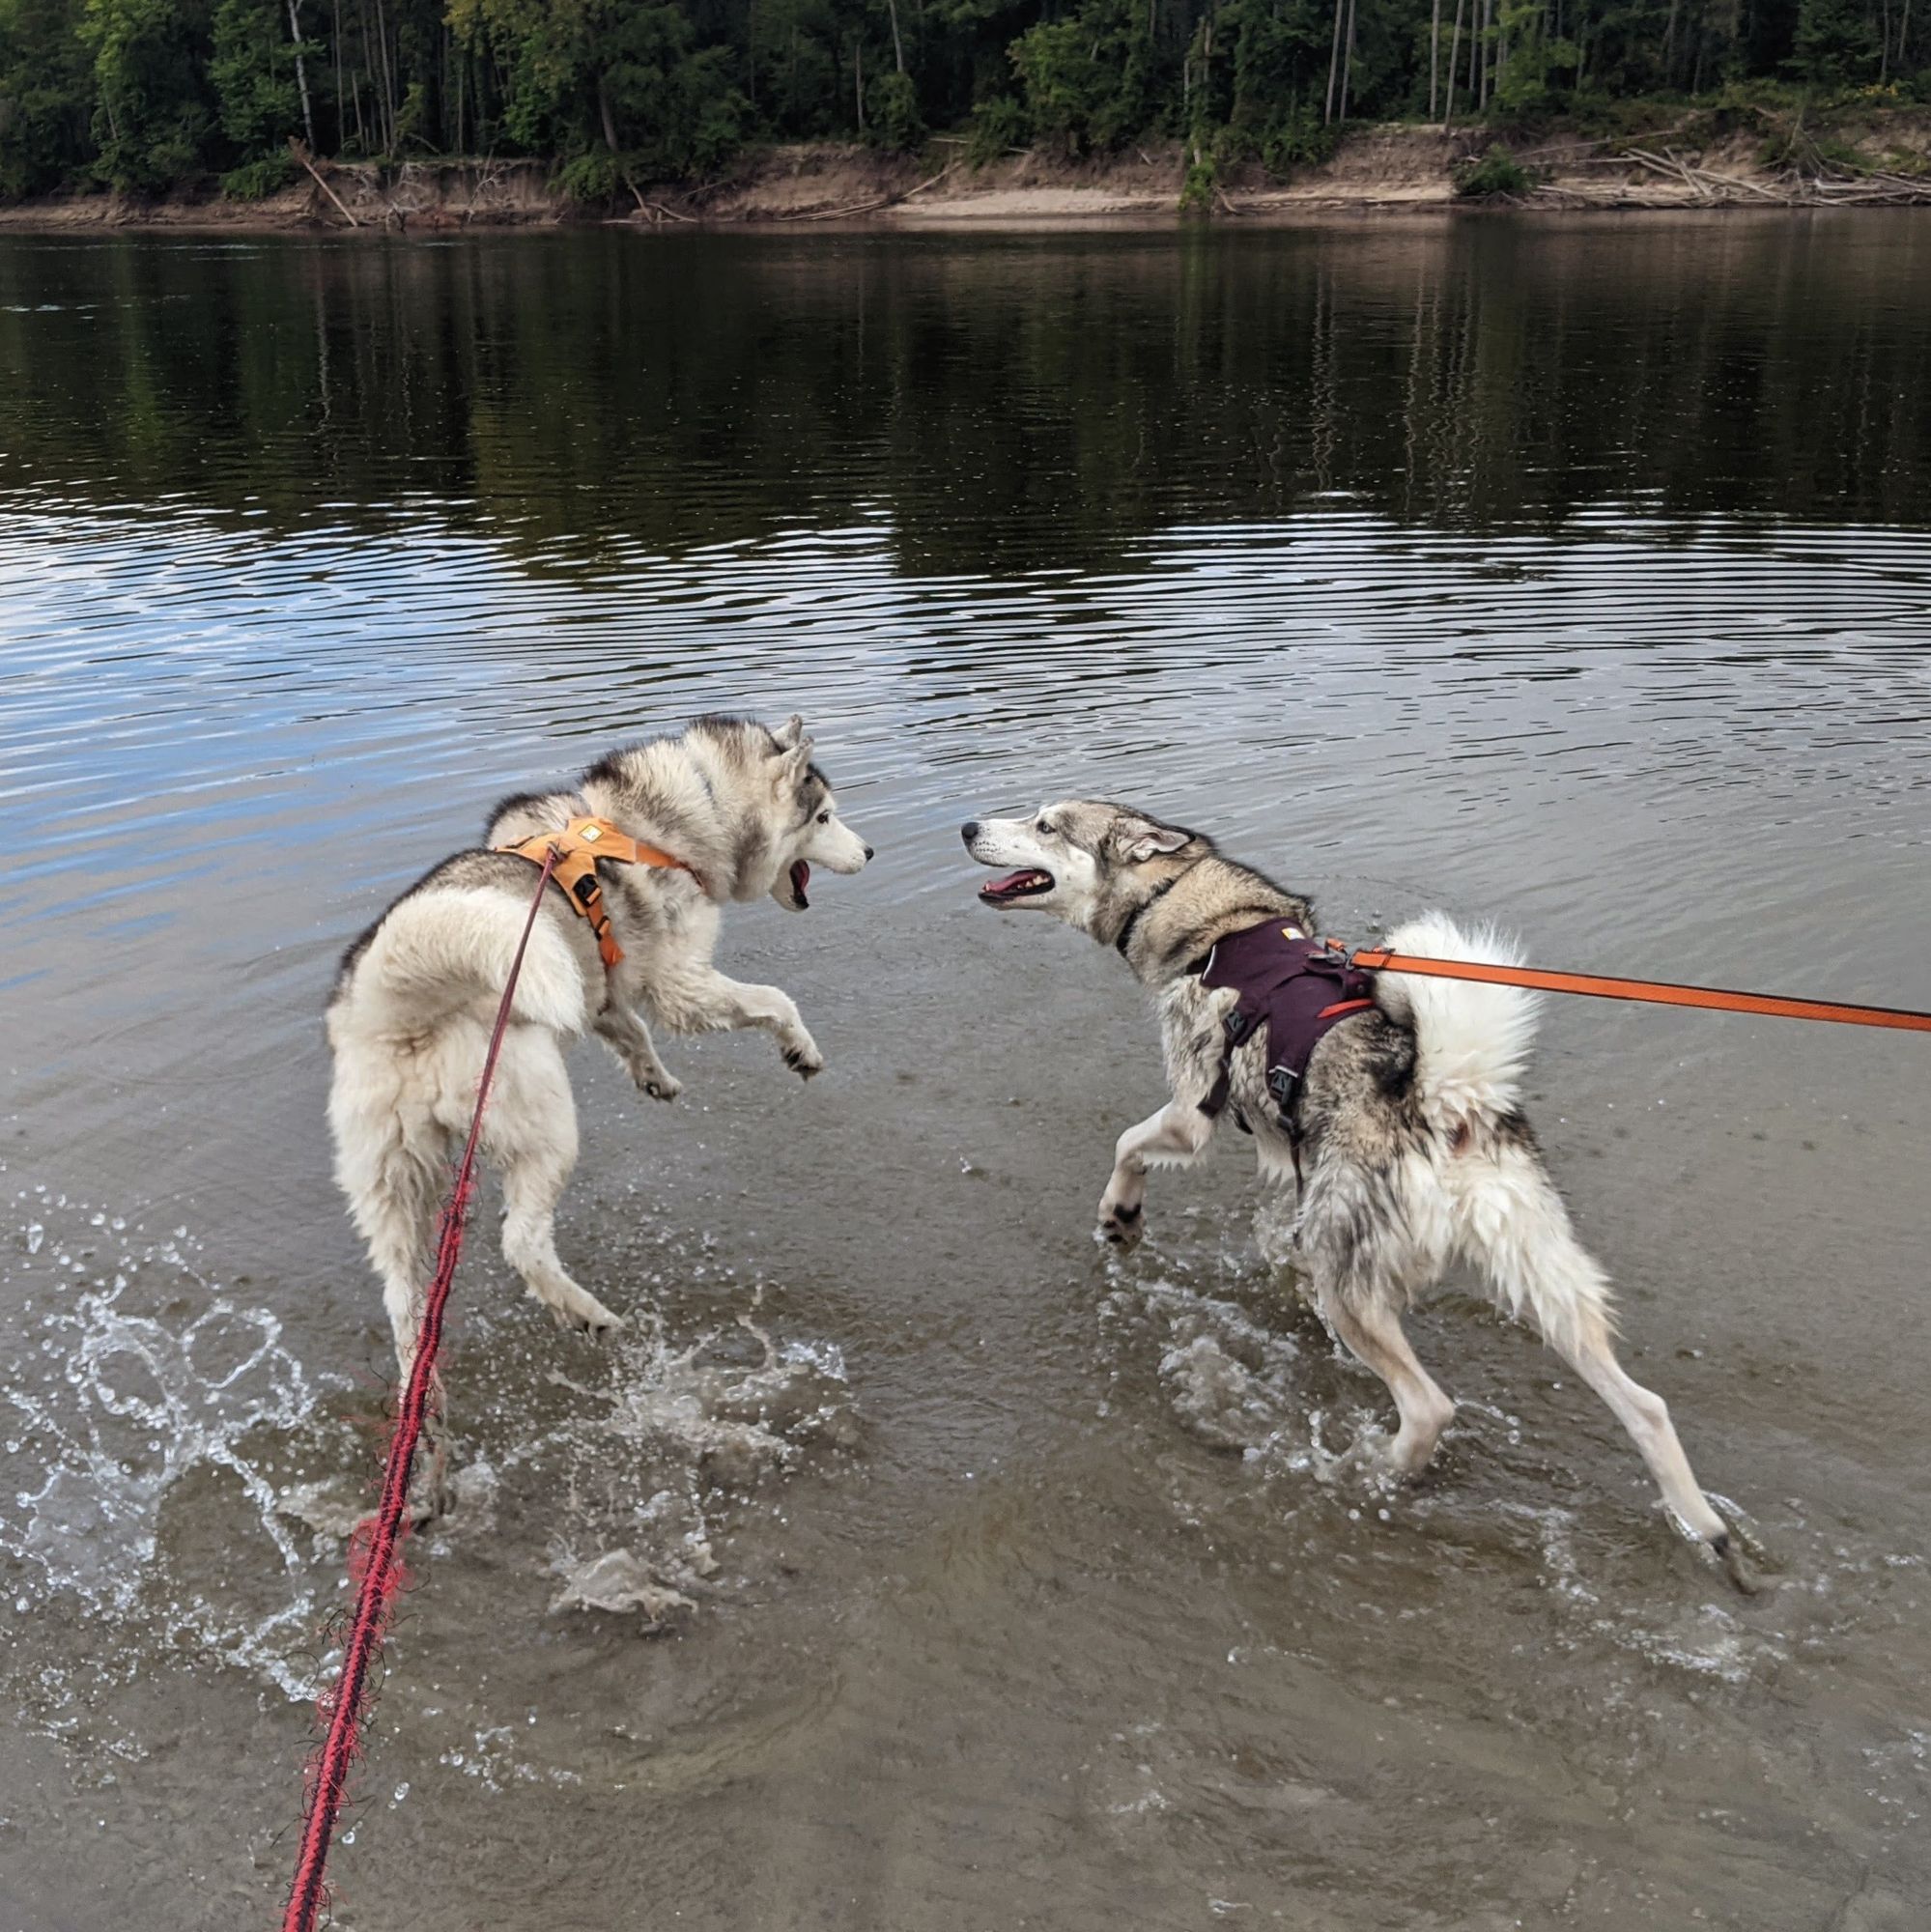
[{"x1": 1307, "y1": 936, "x2": 1354, "y2": 977}]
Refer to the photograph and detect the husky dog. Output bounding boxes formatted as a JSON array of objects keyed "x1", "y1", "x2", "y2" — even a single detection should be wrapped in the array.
[
  {"x1": 962, "y1": 801, "x2": 1751, "y2": 1587},
  {"x1": 329, "y1": 716, "x2": 870, "y2": 1376}
]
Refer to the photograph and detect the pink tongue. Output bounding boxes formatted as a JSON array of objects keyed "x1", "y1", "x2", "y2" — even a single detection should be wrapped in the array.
[
  {"x1": 985, "y1": 871, "x2": 1035, "y2": 894},
  {"x1": 792, "y1": 861, "x2": 810, "y2": 892}
]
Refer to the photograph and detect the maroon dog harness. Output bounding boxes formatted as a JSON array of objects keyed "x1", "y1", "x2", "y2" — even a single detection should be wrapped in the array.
[{"x1": 1194, "y1": 924, "x2": 1379, "y2": 1167}]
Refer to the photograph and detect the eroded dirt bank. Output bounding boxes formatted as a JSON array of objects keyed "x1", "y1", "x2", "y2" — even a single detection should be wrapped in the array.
[{"x1": 0, "y1": 110, "x2": 1927, "y2": 234}]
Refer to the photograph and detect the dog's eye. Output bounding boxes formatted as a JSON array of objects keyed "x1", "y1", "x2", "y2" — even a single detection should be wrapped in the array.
[
  {"x1": 815, "y1": 810, "x2": 830, "y2": 825},
  {"x1": 1036, "y1": 819, "x2": 1056, "y2": 838}
]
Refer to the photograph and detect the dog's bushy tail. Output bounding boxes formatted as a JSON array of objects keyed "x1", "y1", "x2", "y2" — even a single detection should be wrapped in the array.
[
  {"x1": 327, "y1": 1025, "x2": 457, "y2": 1369},
  {"x1": 350, "y1": 890, "x2": 588, "y2": 1037},
  {"x1": 1372, "y1": 914, "x2": 1540, "y2": 1131}
]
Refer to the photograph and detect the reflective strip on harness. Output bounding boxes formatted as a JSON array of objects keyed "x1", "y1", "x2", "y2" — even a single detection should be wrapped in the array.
[{"x1": 494, "y1": 815, "x2": 701, "y2": 969}]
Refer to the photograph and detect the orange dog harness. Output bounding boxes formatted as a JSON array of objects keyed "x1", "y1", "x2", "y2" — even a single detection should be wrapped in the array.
[{"x1": 495, "y1": 816, "x2": 702, "y2": 969}]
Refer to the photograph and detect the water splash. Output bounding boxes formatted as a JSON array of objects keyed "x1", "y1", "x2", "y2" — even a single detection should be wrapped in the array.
[{"x1": 2, "y1": 1186, "x2": 327, "y2": 1618}]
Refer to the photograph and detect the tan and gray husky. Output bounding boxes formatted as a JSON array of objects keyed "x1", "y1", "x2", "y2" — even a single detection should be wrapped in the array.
[
  {"x1": 962, "y1": 800, "x2": 1752, "y2": 1587},
  {"x1": 329, "y1": 716, "x2": 870, "y2": 1376}
]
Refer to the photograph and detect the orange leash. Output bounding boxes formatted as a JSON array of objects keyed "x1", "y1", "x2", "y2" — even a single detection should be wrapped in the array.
[{"x1": 1343, "y1": 946, "x2": 1931, "y2": 1034}]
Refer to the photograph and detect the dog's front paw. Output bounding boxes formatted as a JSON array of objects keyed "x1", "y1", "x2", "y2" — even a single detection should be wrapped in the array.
[
  {"x1": 547, "y1": 1284, "x2": 625, "y2": 1341},
  {"x1": 641, "y1": 1070, "x2": 683, "y2": 1103},
  {"x1": 1096, "y1": 1197, "x2": 1145, "y2": 1247},
  {"x1": 781, "y1": 1035, "x2": 825, "y2": 1080}
]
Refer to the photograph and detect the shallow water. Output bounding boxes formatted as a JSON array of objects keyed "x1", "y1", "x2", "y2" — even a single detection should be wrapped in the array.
[{"x1": 1, "y1": 216, "x2": 1928, "y2": 1929}]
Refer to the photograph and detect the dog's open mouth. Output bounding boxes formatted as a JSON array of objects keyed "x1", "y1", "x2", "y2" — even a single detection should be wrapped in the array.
[
  {"x1": 789, "y1": 860, "x2": 811, "y2": 908},
  {"x1": 978, "y1": 868, "x2": 1055, "y2": 905}
]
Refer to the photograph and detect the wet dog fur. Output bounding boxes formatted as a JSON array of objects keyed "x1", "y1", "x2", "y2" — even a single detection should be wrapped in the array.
[
  {"x1": 961, "y1": 799, "x2": 1753, "y2": 1589},
  {"x1": 328, "y1": 715, "x2": 870, "y2": 1378}
]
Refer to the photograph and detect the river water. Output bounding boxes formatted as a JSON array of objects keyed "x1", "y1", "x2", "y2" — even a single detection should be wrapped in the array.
[{"x1": 1, "y1": 216, "x2": 1927, "y2": 1929}]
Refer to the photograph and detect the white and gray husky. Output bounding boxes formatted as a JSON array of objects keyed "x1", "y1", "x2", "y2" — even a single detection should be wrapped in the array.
[
  {"x1": 963, "y1": 800, "x2": 1753, "y2": 1588},
  {"x1": 328, "y1": 716, "x2": 869, "y2": 1377}
]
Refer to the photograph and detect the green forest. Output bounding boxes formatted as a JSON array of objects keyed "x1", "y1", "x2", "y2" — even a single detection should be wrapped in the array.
[{"x1": 0, "y1": 0, "x2": 1924, "y2": 201}]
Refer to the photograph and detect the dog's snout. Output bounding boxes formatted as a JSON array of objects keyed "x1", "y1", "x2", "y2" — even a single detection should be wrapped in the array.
[{"x1": 960, "y1": 820, "x2": 980, "y2": 846}]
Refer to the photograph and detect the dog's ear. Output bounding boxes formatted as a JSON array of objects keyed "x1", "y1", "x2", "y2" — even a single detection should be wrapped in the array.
[
  {"x1": 771, "y1": 715, "x2": 807, "y2": 752},
  {"x1": 1117, "y1": 821, "x2": 1192, "y2": 865},
  {"x1": 775, "y1": 739, "x2": 816, "y2": 792}
]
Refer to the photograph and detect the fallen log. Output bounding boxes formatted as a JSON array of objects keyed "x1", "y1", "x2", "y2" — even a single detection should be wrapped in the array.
[{"x1": 288, "y1": 139, "x2": 358, "y2": 228}]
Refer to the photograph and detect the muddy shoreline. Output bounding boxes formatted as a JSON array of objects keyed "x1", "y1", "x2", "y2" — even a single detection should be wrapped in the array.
[{"x1": 3, "y1": 117, "x2": 1927, "y2": 235}]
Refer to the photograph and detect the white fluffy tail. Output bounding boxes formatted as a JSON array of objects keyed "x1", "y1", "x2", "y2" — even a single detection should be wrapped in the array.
[
  {"x1": 347, "y1": 887, "x2": 589, "y2": 1037},
  {"x1": 327, "y1": 1028, "x2": 465, "y2": 1371},
  {"x1": 1372, "y1": 914, "x2": 1540, "y2": 1130}
]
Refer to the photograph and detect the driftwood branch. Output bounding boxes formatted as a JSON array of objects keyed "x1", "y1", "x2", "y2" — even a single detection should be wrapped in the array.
[
  {"x1": 774, "y1": 160, "x2": 955, "y2": 222},
  {"x1": 288, "y1": 138, "x2": 358, "y2": 227}
]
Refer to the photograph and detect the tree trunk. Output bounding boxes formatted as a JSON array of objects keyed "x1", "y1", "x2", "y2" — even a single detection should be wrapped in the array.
[
  {"x1": 1340, "y1": 0, "x2": 1356, "y2": 119},
  {"x1": 1430, "y1": 0, "x2": 1442, "y2": 119},
  {"x1": 1443, "y1": 0, "x2": 1464, "y2": 128},
  {"x1": 1477, "y1": 0, "x2": 1490, "y2": 108},
  {"x1": 288, "y1": 0, "x2": 317, "y2": 152},
  {"x1": 373, "y1": 0, "x2": 396, "y2": 152},
  {"x1": 332, "y1": 0, "x2": 344, "y2": 152},
  {"x1": 855, "y1": 43, "x2": 865, "y2": 131},
  {"x1": 598, "y1": 71, "x2": 620, "y2": 152},
  {"x1": 887, "y1": 0, "x2": 905, "y2": 72},
  {"x1": 1325, "y1": 0, "x2": 1345, "y2": 122}
]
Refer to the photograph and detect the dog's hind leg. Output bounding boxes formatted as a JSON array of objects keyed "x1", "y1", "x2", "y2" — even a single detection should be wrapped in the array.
[
  {"x1": 1294, "y1": 1151, "x2": 1457, "y2": 1475},
  {"x1": 1320, "y1": 1292, "x2": 1458, "y2": 1477},
  {"x1": 1453, "y1": 1137, "x2": 1750, "y2": 1584},
  {"x1": 483, "y1": 1028, "x2": 624, "y2": 1341},
  {"x1": 1549, "y1": 1317, "x2": 1752, "y2": 1583}
]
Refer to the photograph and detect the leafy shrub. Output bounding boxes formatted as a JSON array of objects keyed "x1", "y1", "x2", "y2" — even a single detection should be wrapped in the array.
[
  {"x1": 0, "y1": 0, "x2": 95, "y2": 198},
  {"x1": 866, "y1": 70, "x2": 923, "y2": 152},
  {"x1": 211, "y1": 0, "x2": 300, "y2": 153},
  {"x1": 1178, "y1": 148, "x2": 1215, "y2": 212},
  {"x1": 1009, "y1": 0, "x2": 1155, "y2": 156},
  {"x1": 555, "y1": 150, "x2": 621, "y2": 202},
  {"x1": 1453, "y1": 145, "x2": 1539, "y2": 197},
  {"x1": 220, "y1": 147, "x2": 294, "y2": 197},
  {"x1": 966, "y1": 95, "x2": 1030, "y2": 166},
  {"x1": 1787, "y1": 0, "x2": 1884, "y2": 87},
  {"x1": 1257, "y1": 107, "x2": 1336, "y2": 175}
]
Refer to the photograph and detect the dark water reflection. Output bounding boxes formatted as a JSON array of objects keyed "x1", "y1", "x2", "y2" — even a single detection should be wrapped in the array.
[
  {"x1": 3, "y1": 217, "x2": 1929, "y2": 572},
  {"x1": 0, "y1": 221, "x2": 1928, "y2": 1931}
]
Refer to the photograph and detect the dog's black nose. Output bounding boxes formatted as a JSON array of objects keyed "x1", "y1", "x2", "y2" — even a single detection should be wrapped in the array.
[
  {"x1": 863, "y1": 845, "x2": 874, "y2": 861},
  {"x1": 960, "y1": 821, "x2": 980, "y2": 845}
]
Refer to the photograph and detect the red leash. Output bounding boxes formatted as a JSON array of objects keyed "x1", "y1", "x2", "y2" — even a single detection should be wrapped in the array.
[
  {"x1": 283, "y1": 844, "x2": 559, "y2": 1932},
  {"x1": 1344, "y1": 945, "x2": 1931, "y2": 1034}
]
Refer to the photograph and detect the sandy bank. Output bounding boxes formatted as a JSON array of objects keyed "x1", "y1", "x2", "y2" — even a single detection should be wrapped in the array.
[{"x1": 1, "y1": 115, "x2": 1926, "y2": 236}]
